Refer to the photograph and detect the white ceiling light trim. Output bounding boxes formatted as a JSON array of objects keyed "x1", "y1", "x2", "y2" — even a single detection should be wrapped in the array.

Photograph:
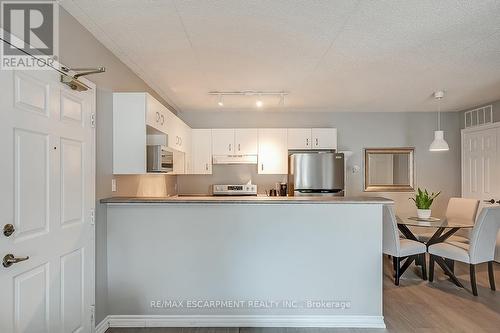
[{"x1": 429, "y1": 90, "x2": 450, "y2": 152}]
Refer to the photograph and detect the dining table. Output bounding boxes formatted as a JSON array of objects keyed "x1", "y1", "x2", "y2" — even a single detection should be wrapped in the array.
[{"x1": 396, "y1": 215, "x2": 474, "y2": 286}]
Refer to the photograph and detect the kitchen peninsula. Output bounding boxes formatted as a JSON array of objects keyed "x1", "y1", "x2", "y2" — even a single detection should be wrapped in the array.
[{"x1": 101, "y1": 196, "x2": 391, "y2": 328}]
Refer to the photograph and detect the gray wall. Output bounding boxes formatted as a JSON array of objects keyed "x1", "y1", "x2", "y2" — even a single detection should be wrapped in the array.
[
  {"x1": 178, "y1": 111, "x2": 462, "y2": 217},
  {"x1": 59, "y1": 8, "x2": 176, "y2": 324}
]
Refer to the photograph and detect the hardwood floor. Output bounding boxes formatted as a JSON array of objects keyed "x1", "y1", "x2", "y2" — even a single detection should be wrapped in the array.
[{"x1": 106, "y1": 258, "x2": 499, "y2": 333}]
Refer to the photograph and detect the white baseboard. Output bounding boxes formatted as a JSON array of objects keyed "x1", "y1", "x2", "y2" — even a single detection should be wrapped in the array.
[
  {"x1": 95, "y1": 317, "x2": 110, "y2": 333},
  {"x1": 98, "y1": 315, "x2": 385, "y2": 328}
]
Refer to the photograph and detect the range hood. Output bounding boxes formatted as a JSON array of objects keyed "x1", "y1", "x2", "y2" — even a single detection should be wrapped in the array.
[{"x1": 212, "y1": 155, "x2": 258, "y2": 164}]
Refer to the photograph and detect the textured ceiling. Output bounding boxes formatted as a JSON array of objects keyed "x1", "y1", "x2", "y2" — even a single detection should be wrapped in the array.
[{"x1": 61, "y1": 0, "x2": 500, "y2": 112}]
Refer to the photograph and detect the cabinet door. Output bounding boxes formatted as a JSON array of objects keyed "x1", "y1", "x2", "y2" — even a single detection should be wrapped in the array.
[
  {"x1": 173, "y1": 150, "x2": 185, "y2": 174},
  {"x1": 312, "y1": 128, "x2": 337, "y2": 149},
  {"x1": 212, "y1": 129, "x2": 235, "y2": 155},
  {"x1": 258, "y1": 129, "x2": 288, "y2": 174},
  {"x1": 192, "y1": 129, "x2": 212, "y2": 174},
  {"x1": 235, "y1": 128, "x2": 258, "y2": 154},
  {"x1": 146, "y1": 93, "x2": 164, "y2": 132},
  {"x1": 287, "y1": 128, "x2": 312, "y2": 149}
]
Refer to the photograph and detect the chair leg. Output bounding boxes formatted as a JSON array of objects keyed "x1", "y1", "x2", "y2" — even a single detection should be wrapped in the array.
[
  {"x1": 393, "y1": 257, "x2": 397, "y2": 272},
  {"x1": 429, "y1": 255, "x2": 434, "y2": 282},
  {"x1": 488, "y1": 261, "x2": 496, "y2": 291},
  {"x1": 421, "y1": 253, "x2": 427, "y2": 280},
  {"x1": 395, "y1": 257, "x2": 400, "y2": 286},
  {"x1": 470, "y1": 264, "x2": 478, "y2": 296}
]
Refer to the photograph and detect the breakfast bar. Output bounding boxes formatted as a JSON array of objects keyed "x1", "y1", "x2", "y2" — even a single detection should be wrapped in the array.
[{"x1": 101, "y1": 196, "x2": 392, "y2": 328}]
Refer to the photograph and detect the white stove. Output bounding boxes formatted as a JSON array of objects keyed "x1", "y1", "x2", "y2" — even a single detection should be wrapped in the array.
[{"x1": 212, "y1": 184, "x2": 257, "y2": 196}]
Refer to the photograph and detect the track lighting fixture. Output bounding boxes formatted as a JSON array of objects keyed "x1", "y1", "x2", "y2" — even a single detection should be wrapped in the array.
[{"x1": 209, "y1": 90, "x2": 289, "y2": 108}]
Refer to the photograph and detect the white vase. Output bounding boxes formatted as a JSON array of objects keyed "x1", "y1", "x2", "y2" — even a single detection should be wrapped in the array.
[{"x1": 417, "y1": 209, "x2": 432, "y2": 219}]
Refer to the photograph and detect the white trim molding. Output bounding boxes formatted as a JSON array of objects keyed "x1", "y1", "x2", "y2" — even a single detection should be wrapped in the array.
[
  {"x1": 95, "y1": 317, "x2": 110, "y2": 333},
  {"x1": 97, "y1": 315, "x2": 385, "y2": 329}
]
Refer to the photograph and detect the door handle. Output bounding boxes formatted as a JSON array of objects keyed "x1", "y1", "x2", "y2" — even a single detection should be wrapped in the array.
[
  {"x1": 3, "y1": 254, "x2": 29, "y2": 268},
  {"x1": 3, "y1": 224, "x2": 15, "y2": 237}
]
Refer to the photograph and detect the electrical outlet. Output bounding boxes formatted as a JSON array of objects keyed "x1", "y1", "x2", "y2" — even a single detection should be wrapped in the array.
[{"x1": 111, "y1": 178, "x2": 117, "y2": 192}]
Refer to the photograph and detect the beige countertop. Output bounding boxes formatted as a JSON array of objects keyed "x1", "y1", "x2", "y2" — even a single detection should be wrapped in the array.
[{"x1": 100, "y1": 195, "x2": 393, "y2": 204}]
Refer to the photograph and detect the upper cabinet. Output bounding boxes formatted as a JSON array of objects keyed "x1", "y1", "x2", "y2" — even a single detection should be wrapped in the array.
[
  {"x1": 113, "y1": 92, "x2": 191, "y2": 174},
  {"x1": 287, "y1": 128, "x2": 337, "y2": 150},
  {"x1": 212, "y1": 129, "x2": 235, "y2": 155},
  {"x1": 191, "y1": 129, "x2": 212, "y2": 174},
  {"x1": 312, "y1": 128, "x2": 337, "y2": 149},
  {"x1": 235, "y1": 129, "x2": 258, "y2": 155},
  {"x1": 258, "y1": 129, "x2": 288, "y2": 174},
  {"x1": 212, "y1": 129, "x2": 258, "y2": 155},
  {"x1": 287, "y1": 128, "x2": 312, "y2": 149}
]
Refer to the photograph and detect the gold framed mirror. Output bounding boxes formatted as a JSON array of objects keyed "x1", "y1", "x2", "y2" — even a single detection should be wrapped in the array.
[{"x1": 364, "y1": 147, "x2": 415, "y2": 192}]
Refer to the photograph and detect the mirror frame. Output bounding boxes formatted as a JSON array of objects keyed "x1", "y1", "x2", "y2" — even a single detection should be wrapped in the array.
[{"x1": 364, "y1": 147, "x2": 415, "y2": 192}]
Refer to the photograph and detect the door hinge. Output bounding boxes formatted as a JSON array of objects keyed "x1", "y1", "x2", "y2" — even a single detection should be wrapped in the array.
[
  {"x1": 90, "y1": 208, "x2": 95, "y2": 225},
  {"x1": 90, "y1": 113, "x2": 96, "y2": 128},
  {"x1": 90, "y1": 304, "x2": 95, "y2": 326}
]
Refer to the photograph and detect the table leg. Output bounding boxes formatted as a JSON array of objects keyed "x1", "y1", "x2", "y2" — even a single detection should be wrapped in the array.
[{"x1": 397, "y1": 224, "x2": 418, "y2": 241}]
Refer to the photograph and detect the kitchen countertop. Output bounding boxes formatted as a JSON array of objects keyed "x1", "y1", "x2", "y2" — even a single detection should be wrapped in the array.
[{"x1": 100, "y1": 195, "x2": 393, "y2": 204}]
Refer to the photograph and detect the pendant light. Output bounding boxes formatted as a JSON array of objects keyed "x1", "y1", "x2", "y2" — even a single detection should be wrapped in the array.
[{"x1": 429, "y1": 90, "x2": 449, "y2": 152}]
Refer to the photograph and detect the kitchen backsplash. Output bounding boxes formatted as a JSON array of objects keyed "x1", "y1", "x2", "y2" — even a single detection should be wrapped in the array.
[
  {"x1": 177, "y1": 165, "x2": 287, "y2": 195},
  {"x1": 114, "y1": 174, "x2": 177, "y2": 197}
]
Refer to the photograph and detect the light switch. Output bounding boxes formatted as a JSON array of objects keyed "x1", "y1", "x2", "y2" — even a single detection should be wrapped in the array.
[{"x1": 111, "y1": 178, "x2": 117, "y2": 192}]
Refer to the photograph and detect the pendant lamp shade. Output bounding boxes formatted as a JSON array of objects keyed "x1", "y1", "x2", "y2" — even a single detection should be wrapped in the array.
[
  {"x1": 429, "y1": 130, "x2": 449, "y2": 151},
  {"x1": 429, "y1": 91, "x2": 449, "y2": 152}
]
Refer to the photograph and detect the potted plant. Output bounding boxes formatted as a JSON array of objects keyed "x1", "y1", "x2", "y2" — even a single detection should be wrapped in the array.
[{"x1": 410, "y1": 188, "x2": 440, "y2": 219}]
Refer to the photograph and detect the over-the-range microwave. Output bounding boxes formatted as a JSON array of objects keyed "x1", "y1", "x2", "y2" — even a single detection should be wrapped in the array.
[{"x1": 147, "y1": 145, "x2": 174, "y2": 173}]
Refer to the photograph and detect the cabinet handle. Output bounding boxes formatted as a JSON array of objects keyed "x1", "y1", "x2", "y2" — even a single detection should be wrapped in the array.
[
  {"x1": 261, "y1": 164, "x2": 264, "y2": 171},
  {"x1": 238, "y1": 143, "x2": 241, "y2": 151},
  {"x1": 156, "y1": 112, "x2": 160, "y2": 122},
  {"x1": 179, "y1": 137, "x2": 182, "y2": 146},
  {"x1": 229, "y1": 144, "x2": 232, "y2": 152},
  {"x1": 205, "y1": 163, "x2": 209, "y2": 171},
  {"x1": 315, "y1": 138, "x2": 319, "y2": 146},
  {"x1": 306, "y1": 138, "x2": 309, "y2": 147},
  {"x1": 160, "y1": 114, "x2": 164, "y2": 125}
]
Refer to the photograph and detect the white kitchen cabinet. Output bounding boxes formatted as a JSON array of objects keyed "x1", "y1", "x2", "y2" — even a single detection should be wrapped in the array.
[
  {"x1": 191, "y1": 129, "x2": 212, "y2": 174},
  {"x1": 287, "y1": 128, "x2": 337, "y2": 150},
  {"x1": 113, "y1": 93, "x2": 166, "y2": 174},
  {"x1": 287, "y1": 128, "x2": 312, "y2": 149},
  {"x1": 312, "y1": 128, "x2": 337, "y2": 149},
  {"x1": 113, "y1": 92, "x2": 192, "y2": 174},
  {"x1": 145, "y1": 93, "x2": 166, "y2": 132},
  {"x1": 212, "y1": 129, "x2": 235, "y2": 155},
  {"x1": 258, "y1": 128, "x2": 288, "y2": 174},
  {"x1": 235, "y1": 128, "x2": 258, "y2": 154},
  {"x1": 165, "y1": 112, "x2": 191, "y2": 153}
]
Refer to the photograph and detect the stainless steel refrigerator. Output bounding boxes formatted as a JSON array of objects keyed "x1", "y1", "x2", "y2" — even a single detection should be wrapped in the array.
[{"x1": 288, "y1": 152, "x2": 345, "y2": 196}]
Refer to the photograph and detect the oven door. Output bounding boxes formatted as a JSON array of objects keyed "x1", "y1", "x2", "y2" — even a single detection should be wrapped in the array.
[{"x1": 147, "y1": 145, "x2": 174, "y2": 173}]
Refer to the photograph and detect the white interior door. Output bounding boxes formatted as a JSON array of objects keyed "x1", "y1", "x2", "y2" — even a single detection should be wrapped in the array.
[
  {"x1": 462, "y1": 126, "x2": 500, "y2": 203},
  {"x1": 0, "y1": 69, "x2": 95, "y2": 332},
  {"x1": 462, "y1": 125, "x2": 500, "y2": 261}
]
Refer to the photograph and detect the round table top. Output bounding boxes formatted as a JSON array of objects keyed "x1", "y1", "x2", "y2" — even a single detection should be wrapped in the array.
[{"x1": 396, "y1": 216, "x2": 474, "y2": 228}]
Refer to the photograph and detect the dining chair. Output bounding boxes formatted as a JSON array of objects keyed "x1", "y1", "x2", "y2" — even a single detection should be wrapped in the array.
[
  {"x1": 428, "y1": 206, "x2": 500, "y2": 296},
  {"x1": 383, "y1": 205, "x2": 427, "y2": 285},
  {"x1": 416, "y1": 197, "x2": 479, "y2": 243}
]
